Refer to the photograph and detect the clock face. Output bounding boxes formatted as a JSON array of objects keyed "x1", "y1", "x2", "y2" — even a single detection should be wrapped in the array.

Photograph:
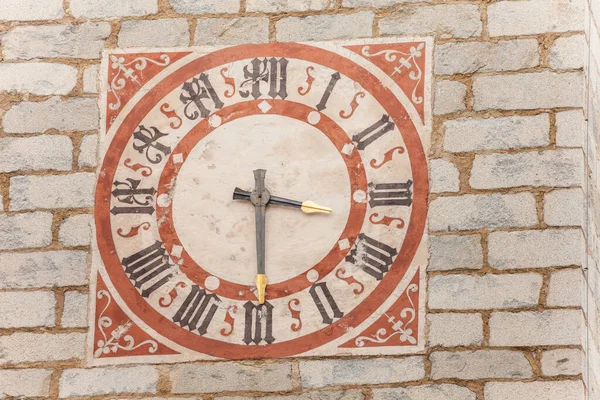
[{"x1": 91, "y1": 38, "x2": 431, "y2": 363}]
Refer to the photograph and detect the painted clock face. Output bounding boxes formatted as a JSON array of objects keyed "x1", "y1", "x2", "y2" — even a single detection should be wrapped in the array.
[{"x1": 91, "y1": 38, "x2": 431, "y2": 363}]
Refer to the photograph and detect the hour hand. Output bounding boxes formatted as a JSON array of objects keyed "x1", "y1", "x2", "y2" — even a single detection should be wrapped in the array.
[{"x1": 269, "y1": 195, "x2": 332, "y2": 214}]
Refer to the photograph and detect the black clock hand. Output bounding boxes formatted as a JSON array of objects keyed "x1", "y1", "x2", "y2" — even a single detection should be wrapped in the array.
[
  {"x1": 251, "y1": 170, "x2": 269, "y2": 304},
  {"x1": 233, "y1": 188, "x2": 332, "y2": 214}
]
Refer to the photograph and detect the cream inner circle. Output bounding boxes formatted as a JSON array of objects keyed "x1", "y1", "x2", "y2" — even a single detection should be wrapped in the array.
[{"x1": 171, "y1": 114, "x2": 352, "y2": 286}]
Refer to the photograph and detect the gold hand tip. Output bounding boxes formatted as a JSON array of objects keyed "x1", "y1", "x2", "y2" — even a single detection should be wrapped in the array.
[
  {"x1": 255, "y1": 274, "x2": 268, "y2": 304},
  {"x1": 301, "y1": 200, "x2": 332, "y2": 214}
]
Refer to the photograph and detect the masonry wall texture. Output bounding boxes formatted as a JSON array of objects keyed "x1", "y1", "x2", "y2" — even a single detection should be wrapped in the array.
[{"x1": 0, "y1": 0, "x2": 597, "y2": 399}]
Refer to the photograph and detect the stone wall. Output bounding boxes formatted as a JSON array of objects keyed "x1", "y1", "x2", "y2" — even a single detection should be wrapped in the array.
[
  {"x1": 585, "y1": 0, "x2": 600, "y2": 397},
  {"x1": 0, "y1": 0, "x2": 594, "y2": 399}
]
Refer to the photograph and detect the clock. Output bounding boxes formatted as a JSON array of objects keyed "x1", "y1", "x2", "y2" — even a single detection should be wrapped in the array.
[{"x1": 91, "y1": 38, "x2": 431, "y2": 363}]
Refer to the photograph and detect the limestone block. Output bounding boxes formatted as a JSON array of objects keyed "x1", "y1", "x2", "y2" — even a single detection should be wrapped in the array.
[
  {"x1": 0, "y1": 63, "x2": 77, "y2": 95},
  {"x1": 428, "y1": 273, "x2": 542, "y2": 310},
  {"x1": 443, "y1": 114, "x2": 549, "y2": 152},
  {"x1": 0, "y1": 251, "x2": 88, "y2": 289},
  {"x1": 276, "y1": 12, "x2": 374, "y2": 42},
  {"x1": 0, "y1": 212, "x2": 53, "y2": 250},
  {"x1": 2, "y1": 22, "x2": 111, "y2": 60},
  {"x1": 0, "y1": 136, "x2": 72, "y2": 173}
]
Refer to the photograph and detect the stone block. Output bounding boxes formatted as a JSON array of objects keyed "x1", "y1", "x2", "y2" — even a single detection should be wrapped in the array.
[
  {"x1": 119, "y1": 19, "x2": 189, "y2": 47},
  {"x1": 79, "y1": 134, "x2": 98, "y2": 168},
  {"x1": 2, "y1": 22, "x2": 111, "y2": 60},
  {"x1": 59, "y1": 214, "x2": 92, "y2": 246},
  {"x1": 489, "y1": 310, "x2": 582, "y2": 346},
  {"x1": 372, "y1": 385, "x2": 476, "y2": 400},
  {"x1": 0, "y1": 291, "x2": 55, "y2": 328},
  {"x1": 428, "y1": 273, "x2": 542, "y2": 310},
  {"x1": 171, "y1": 362, "x2": 293, "y2": 393},
  {"x1": 485, "y1": 381, "x2": 584, "y2": 400},
  {"x1": 195, "y1": 17, "x2": 269, "y2": 45},
  {"x1": 169, "y1": 0, "x2": 239, "y2": 13},
  {"x1": 276, "y1": 12, "x2": 374, "y2": 42},
  {"x1": 428, "y1": 234, "x2": 483, "y2": 271},
  {"x1": 488, "y1": 229, "x2": 584, "y2": 269},
  {"x1": 443, "y1": 114, "x2": 549, "y2": 152},
  {"x1": 0, "y1": 136, "x2": 72, "y2": 173},
  {"x1": 83, "y1": 64, "x2": 99, "y2": 94},
  {"x1": 541, "y1": 348, "x2": 582, "y2": 376},
  {"x1": 0, "y1": 250, "x2": 88, "y2": 289},
  {"x1": 0, "y1": 212, "x2": 53, "y2": 250},
  {"x1": 247, "y1": 0, "x2": 334, "y2": 12},
  {"x1": 0, "y1": 369, "x2": 52, "y2": 398},
  {"x1": 10, "y1": 173, "x2": 95, "y2": 210},
  {"x1": 470, "y1": 149, "x2": 583, "y2": 189},
  {"x1": 473, "y1": 71, "x2": 583, "y2": 110},
  {"x1": 488, "y1": 0, "x2": 585, "y2": 36},
  {"x1": 433, "y1": 79, "x2": 466, "y2": 115},
  {"x1": 427, "y1": 313, "x2": 483, "y2": 347},
  {"x1": 435, "y1": 39, "x2": 539, "y2": 75},
  {"x1": 0, "y1": 332, "x2": 85, "y2": 365},
  {"x1": 59, "y1": 366, "x2": 159, "y2": 397},
  {"x1": 0, "y1": 0, "x2": 63, "y2": 21},
  {"x1": 70, "y1": 0, "x2": 157, "y2": 18},
  {"x1": 379, "y1": 5, "x2": 482, "y2": 39},
  {"x1": 430, "y1": 350, "x2": 532, "y2": 379},
  {"x1": 544, "y1": 188, "x2": 584, "y2": 227},
  {"x1": 300, "y1": 357, "x2": 425, "y2": 388},
  {"x1": 0, "y1": 63, "x2": 77, "y2": 95},
  {"x1": 547, "y1": 268, "x2": 583, "y2": 307},
  {"x1": 3, "y1": 97, "x2": 99, "y2": 133},
  {"x1": 550, "y1": 34, "x2": 585, "y2": 69},
  {"x1": 62, "y1": 291, "x2": 89, "y2": 328},
  {"x1": 429, "y1": 158, "x2": 459, "y2": 193},
  {"x1": 556, "y1": 109, "x2": 585, "y2": 147},
  {"x1": 429, "y1": 192, "x2": 537, "y2": 231}
]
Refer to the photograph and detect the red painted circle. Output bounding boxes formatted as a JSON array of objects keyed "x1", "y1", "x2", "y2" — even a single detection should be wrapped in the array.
[
  {"x1": 156, "y1": 100, "x2": 368, "y2": 301},
  {"x1": 95, "y1": 43, "x2": 428, "y2": 358}
]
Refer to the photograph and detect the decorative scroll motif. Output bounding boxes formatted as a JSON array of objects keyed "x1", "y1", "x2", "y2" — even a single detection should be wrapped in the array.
[
  {"x1": 369, "y1": 213, "x2": 405, "y2": 230},
  {"x1": 220, "y1": 305, "x2": 238, "y2": 336},
  {"x1": 116, "y1": 222, "x2": 151, "y2": 238},
  {"x1": 340, "y1": 92, "x2": 365, "y2": 119},
  {"x1": 94, "y1": 289, "x2": 158, "y2": 357},
  {"x1": 108, "y1": 54, "x2": 170, "y2": 112},
  {"x1": 298, "y1": 66, "x2": 315, "y2": 96},
  {"x1": 160, "y1": 103, "x2": 183, "y2": 129},
  {"x1": 354, "y1": 283, "x2": 418, "y2": 347},
  {"x1": 158, "y1": 282, "x2": 187, "y2": 307},
  {"x1": 288, "y1": 298, "x2": 302, "y2": 332},
  {"x1": 335, "y1": 268, "x2": 365, "y2": 295},
  {"x1": 220, "y1": 67, "x2": 236, "y2": 98},
  {"x1": 370, "y1": 146, "x2": 405, "y2": 169},
  {"x1": 123, "y1": 158, "x2": 153, "y2": 176},
  {"x1": 361, "y1": 43, "x2": 424, "y2": 105}
]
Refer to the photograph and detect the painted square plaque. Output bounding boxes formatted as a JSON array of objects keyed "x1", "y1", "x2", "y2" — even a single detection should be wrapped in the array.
[{"x1": 90, "y1": 38, "x2": 432, "y2": 364}]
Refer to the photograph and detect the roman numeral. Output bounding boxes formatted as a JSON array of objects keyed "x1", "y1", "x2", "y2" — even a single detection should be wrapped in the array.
[
  {"x1": 352, "y1": 114, "x2": 395, "y2": 150},
  {"x1": 240, "y1": 58, "x2": 288, "y2": 100},
  {"x1": 172, "y1": 285, "x2": 220, "y2": 335},
  {"x1": 315, "y1": 72, "x2": 341, "y2": 111},
  {"x1": 180, "y1": 73, "x2": 224, "y2": 120},
  {"x1": 345, "y1": 234, "x2": 397, "y2": 281},
  {"x1": 243, "y1": 301, "x2": 275, "y2": 345},
  {"x1": 111, "y1": 178, "x2": 156, "y2": 215},
  {"x1": 132, "y1": 125, "x2": 171, "y2": 164},
  {"x1": 121, "y1": 241, "x2": 174, "y2": 297},
  {"x1": 309, "y1": 282, "x2": 343, "y2": 324},
  {"x1": 368, "y1": 180, "x2": 413, "y2": 208}
]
